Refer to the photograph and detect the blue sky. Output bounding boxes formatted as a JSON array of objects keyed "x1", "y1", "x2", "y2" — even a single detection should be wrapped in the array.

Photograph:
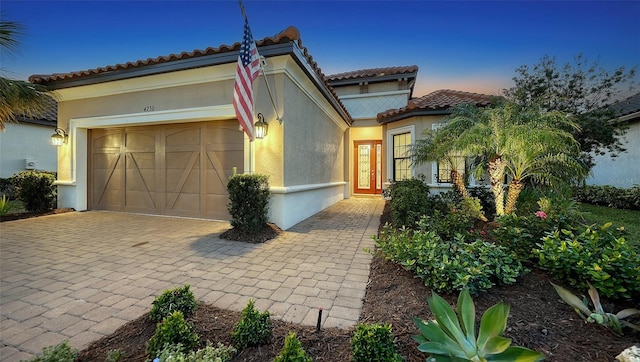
[{"x1": 2, "y1": 0, "x2": 639, "y2": 97}]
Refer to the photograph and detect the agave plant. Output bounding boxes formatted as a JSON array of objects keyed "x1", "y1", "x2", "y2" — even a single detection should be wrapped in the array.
[
  {"x1": 551, "y1": 282, "x2": 640, "y2": 335},
  {"x1": 413, "y1": 288, "x2": 544, "y2": 361}
]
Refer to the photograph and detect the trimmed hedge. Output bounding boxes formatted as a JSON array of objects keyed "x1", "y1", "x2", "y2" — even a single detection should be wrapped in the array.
[
  {"x1": 575, "y1": 185, "x2": 640, "y2": 210},
  {"x1": 227, "y1": 174, "x2": 270, "y2": 232},
  {"x1": 13, "y1": 171, "x2": 57, "y2": 212}
]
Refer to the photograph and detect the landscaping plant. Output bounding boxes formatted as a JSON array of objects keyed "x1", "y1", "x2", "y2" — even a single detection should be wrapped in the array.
[
  {"x1": 147, "y1": 311, "x2": 200, "y2": 358},
  {"x1": 551, "y1": 282, "x2": 640, "y2": 335},
  {"x1": 231, "y1": 299, "x2": 272, "y2": 350},
  {"x1": 535, "y1": 222, "x2": 640, "y2": 299},
  {"x1": 351, "y1": 323, "x2": 403, "y2": 362},
  {"x1": 25, "y1": 340, "x2": 78, "y2": 362},
  {"x1": 153, "y1": 341, "x2": 236, "y2": 362},
  {"x1": 388, "y1": 175, "x2": 446, "y2": 228},
  {"x1": 150, "y1": 284, "x2": 198, "y2": 323},
  {"x1": 12, "y1": 170, "x2": 57, "y2": 212},
  {"x1": 375, "y1": 224, "x2": 525, "y2": 294},
  {"x1": 274, "y1": 331, "x2": 313, "y2": 362},
  {"x1": 413, "y1": 289, "x2": 544, "y2": 361},
  {"x1": 0, "y1": 193, "x2": 16, "y2": 215},
  {"x1": 227, "y1": 174, "x2": 270, "y2": 233},
  {"x1": 575, "y1": 185, "x2": 640, "y2": 210}
]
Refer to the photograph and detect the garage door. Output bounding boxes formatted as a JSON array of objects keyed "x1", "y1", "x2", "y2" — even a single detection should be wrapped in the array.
[{"x1": 90, "y1": 121, "x2": 244, "y2": 220}]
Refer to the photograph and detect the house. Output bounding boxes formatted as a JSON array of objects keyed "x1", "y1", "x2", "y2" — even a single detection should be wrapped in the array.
[
  {"x1": 587, "y1": 93, "x2": 640, "y2": 188},
  {"x1": 29, "y1": 26, "x2": 494, "y2": 229},
  {"x1": 0, "y1": 96, "x2": 58, "y2": 179}
]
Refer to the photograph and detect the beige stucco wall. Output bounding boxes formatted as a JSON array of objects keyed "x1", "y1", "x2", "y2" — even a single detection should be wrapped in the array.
[
  {"x1": 382, "y1": 114, "x2": 445, "y2": 183},
  {"x1": 280, "y1": 76, "x2": 345, "y2": 186}
]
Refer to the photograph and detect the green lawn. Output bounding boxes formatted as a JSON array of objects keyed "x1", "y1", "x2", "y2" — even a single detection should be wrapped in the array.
[{"x1": 578, "y1": 203, "x2": 640, "y2": 244}]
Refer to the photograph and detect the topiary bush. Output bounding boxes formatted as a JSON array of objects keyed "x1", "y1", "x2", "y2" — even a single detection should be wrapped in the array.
[
  {"x1": 13, "y1": 171, "x2": 57, "y2": 212},
  {"x1": 227, "y1": 174, "x2": 270, "y2": 233},
  {"x1": 231, "y1": 299, "x2": 272, "y2": 350},
  {"x1": 147, "y1": 311, "x2": 200, "y2": 358},
  {"x1": 351, "y1": 323, "x2": 402, "y2": 362},
  {"x1": 274, "y1": 331, "x2": 313, "y2": 362},
  {"x1": 534, "y1": 222, "x2": 640, "y2": 300},
  {"x1": 150, "y1": 284, "x2": 197, "y2": 323}
]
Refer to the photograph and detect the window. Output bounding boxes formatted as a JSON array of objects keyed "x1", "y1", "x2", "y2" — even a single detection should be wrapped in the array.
[
  {"x1": 437, "y1": 155, "x2": 466, "y2": 183},
  {"x1": 392, "y1": 132, "x2": 412, "y2": 181}
]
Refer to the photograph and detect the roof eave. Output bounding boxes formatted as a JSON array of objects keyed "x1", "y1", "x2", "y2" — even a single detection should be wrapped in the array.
[{"x1": 378, "y1": 108, "x2": 451, "y2": 124}]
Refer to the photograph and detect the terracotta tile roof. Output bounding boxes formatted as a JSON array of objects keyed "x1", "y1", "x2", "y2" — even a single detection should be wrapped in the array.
[
  {"x1": 29, "y1": 26, "x2": 352, "y2": 125},
  {"x1": 29, "y1": 26, "x2": 302, "y2": 84},
  {"x1": 17, "y1": 94, "x2": 57, "y2": 126},
  {"x1": 327, "y1": 65, "x2": 418, "y2": 82},
  {"x1": 377, "y1": 89, "x2": 495, "y2": 124}
]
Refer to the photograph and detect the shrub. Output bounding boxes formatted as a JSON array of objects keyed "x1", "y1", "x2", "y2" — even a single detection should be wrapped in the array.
[
  {"x1": 469, "y1": 186, "x2": 496, "y2": 220},
  {"x1": 534, "y1": 222, "x2": 640, "y2": 299},
  {"x1": 231, "y1": 299, "x2": 272, "y2": 350},
  {"x1": 13, "y1": 171, "x2": 57, "y2": 212},
  {"x1": 388, "y1": 175, "x2": 446, "y2": 228},
  {"x1": 147, "y1": 311, "x2": 200, "y2": 358},
  {"x1": 493, "y1": 214, "x2": 559, "y2": 261},
  {"x1": 419, "y1": 209, "x2": 474, "y2": 241},
  {"x1": 153, "y1": 341, "x2": 236, "y2": 362},
  {"x1": 274, "y1": 331, "x2": 313, "y2": 362},
  {"x1": 227, "y1": 174, "x2": 270, "y2": 233},
  {"x1": 150, "y1": 285, "x2": 198, "y2": 323},
  {"x1": 0, "y1": 177, "x2": 16, "y2": 199},
  {"x1": 105, "y1": 349, "x2": 123, "y2": 362},
  {"x1": 374, "y1": 225, "x2": 525, "y2": 294},
  {"x1": 576, "y1": 185, "x2": 640, "y2": 210},
  {"x1": 351, "y1": 323, "x2": 402, "y2": 362},
  {"x1": 413, "y1": 289, "x2": 544, "y2": 361},
  {"x1": 26, "y1": 340, "x2": 78, "y2": 362}
]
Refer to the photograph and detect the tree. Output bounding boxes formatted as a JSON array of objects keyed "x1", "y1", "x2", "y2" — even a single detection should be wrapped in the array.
[
  {"x1": 504, "y1": 54, "x2": 637, "y2": 169},
  {"x1": 0, "y1": 17, "x2": 52, "y2": 130},
  {"x1": 428, "y1": 101, "x2": 586, "y2": 217}
]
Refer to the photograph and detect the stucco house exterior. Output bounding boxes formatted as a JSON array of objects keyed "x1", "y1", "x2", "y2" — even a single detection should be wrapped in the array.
[
  {"x1": 587, "y1": 93, "x2": 640, "y2": 188},
  {"x1": 29, "y1": 26, "x2": 494, "y2": 229},
  {"x1": 0, "y1": 96, "x2": 58, "y2": 179}
]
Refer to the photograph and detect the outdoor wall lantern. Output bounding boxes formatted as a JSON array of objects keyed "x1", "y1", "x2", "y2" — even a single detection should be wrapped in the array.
[
  {"x1": 51, "y1": 128, "x2": 68, "y2": 146},
  {"x1": 255, "y1": 113, "x2": 268, "y2": 139}
]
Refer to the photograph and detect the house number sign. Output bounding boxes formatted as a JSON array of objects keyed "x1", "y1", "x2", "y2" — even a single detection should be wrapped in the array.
[{"x1": 143, "y1": 105, "x2": 155, "y2": 112}]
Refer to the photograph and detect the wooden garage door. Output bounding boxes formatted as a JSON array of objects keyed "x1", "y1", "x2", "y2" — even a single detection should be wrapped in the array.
[{"x1": 90, "y1": 121, "x2": 243, "y2": 220}]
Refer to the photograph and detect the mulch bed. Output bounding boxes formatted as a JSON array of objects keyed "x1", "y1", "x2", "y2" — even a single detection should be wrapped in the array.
[
  {"x1": 10, "y1": 204, "x2": 640, "y2": 361},
  {"x1": 0, "y1": 208, "x2": 74, "y2": 222}
]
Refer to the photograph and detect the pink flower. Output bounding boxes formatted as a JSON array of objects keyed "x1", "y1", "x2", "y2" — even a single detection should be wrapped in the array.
[
  {"x1": 480, "y1": 230, "x2": 487, "y2": 236},
  {"x1": 535, "y1": 211, "x2": 548, "y2": 219}
]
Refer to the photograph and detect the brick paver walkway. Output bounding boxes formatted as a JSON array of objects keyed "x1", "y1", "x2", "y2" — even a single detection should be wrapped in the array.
[{"x1": 0, "y1": 197, "x2": 383, "y2": 361}]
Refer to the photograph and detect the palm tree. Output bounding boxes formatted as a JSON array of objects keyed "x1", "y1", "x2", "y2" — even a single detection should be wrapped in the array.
[
  {"x1": 433, "y1": 101, "x2": 586, "y2": 216},
  {"x1": 413, "y1": 113, "x2": 489, "y2": 221},
  {"x1": 1, "y1": 17, "x2": 52, "y2": 130}
]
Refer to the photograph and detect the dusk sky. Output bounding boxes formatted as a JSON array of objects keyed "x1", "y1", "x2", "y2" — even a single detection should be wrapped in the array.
[{"x1": 2, "y1": 1, "x2": 639, "y2": 97}]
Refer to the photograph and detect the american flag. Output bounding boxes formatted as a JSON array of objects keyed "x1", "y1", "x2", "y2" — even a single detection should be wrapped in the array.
[{"x1": 233, "y1": 17, "x2": 261, "y2": 142}]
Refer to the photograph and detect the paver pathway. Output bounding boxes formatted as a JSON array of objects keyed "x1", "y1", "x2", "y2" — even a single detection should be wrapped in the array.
[{"x1": 0, "y1": 197, "x2": 384, "y2": 361}]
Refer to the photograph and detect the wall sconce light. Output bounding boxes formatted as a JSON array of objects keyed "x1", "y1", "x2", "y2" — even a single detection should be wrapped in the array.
[
  {"x1": 255, "y1": 113, "x2": 268, "y2": 139},
  {"x1": 51, "y1": 128, "x2": 68, "y2": 146}
]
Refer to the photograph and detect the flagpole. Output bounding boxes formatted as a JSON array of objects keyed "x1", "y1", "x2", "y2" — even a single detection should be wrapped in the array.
[{"x1": 260, "y1": 58, "x2": 283, "y2": 124}]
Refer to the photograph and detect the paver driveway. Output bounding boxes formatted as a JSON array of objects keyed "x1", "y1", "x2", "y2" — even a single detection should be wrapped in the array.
[{"x1": 0, "y1": 197, "x2": 383, "y2": 361}]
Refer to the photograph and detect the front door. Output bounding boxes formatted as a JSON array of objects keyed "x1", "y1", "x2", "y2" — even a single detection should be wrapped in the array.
[{"x1": 354, "y1": 140, "x2": 382, "y2": 194}]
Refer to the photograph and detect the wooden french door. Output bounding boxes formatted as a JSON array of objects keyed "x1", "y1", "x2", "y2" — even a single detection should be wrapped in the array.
[{"x1": 354, "y1": 140, "x2": 382, "y2": 194}]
